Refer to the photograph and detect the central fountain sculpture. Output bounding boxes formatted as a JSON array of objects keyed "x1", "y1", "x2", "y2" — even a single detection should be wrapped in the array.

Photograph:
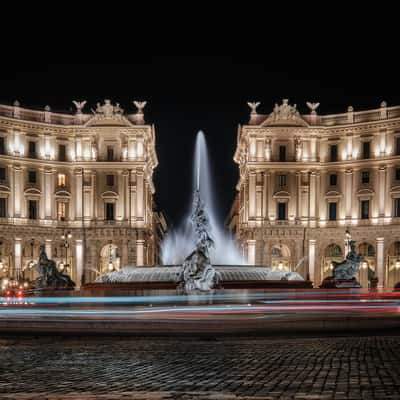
[{"x1": 176, "y1": 189, "x2": 220, "y2": 292}]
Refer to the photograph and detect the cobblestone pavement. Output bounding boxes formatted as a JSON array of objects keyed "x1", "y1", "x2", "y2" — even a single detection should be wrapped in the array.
[{"x1": 1, "y1": 336, "x2": 400, "y2": 399}]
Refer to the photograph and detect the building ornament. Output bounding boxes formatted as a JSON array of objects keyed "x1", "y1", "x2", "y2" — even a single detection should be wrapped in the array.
[{"x1": 263, "y1": 99, "x2": 307, "y2": 127}]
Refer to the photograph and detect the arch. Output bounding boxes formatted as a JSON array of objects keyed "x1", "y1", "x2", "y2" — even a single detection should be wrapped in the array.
[
  {"x1": 24, "y1": 187, "x2": 41, "y2": 197},
  {"x1": 356, "y1": 188, "x2": 374, "y2": 197},
  {"x1": 101, "y1": 191, "x2": 119, "y2": 200},
  {"x1": 386, "y1": 241, "x2": 400, "y2": 288},
  {"x1": 273, "y1": 191, "x2": 290, "y2": 199},
  {"x1": 55, "y1": 190, "x2": 71, "y2": 199},
  {"x1": 322, "y1": 243, "x2": 343, "y2": 279},
  {"x1": 325, "y1": 190, "x2": 342, "y2": 199},
  {"x1": 99, "y1": 243, "x2": 121, "y2": 273},
  {"x1": 270, "y1": 243, "x2": 291, "y2": 271},
  {"x1": 0, "y1": 238, "x2": 12, "y2": 278},
  {"x1": 0, "y1": 184, "x2": 11, "y2": 194},
  {"x1": 324, "y1": 243, "x2": 343, "y2": 257},
  {"x1": 358, "y1": 242, "x2": 375, "y2": 257}
]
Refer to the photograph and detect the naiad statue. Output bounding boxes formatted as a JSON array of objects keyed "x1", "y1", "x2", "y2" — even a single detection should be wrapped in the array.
[
  {"x1": 176, "y1": 189, "x2": 220, "y2": 292},
  {"x1": 332, "y1": 240, "x2": 361, "y2": 280},
  {"x1": 34, "y1": 244, "x2": 75, "y2": 289}
]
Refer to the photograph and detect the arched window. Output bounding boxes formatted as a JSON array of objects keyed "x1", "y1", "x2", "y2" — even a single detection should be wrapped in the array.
[
  {"x1": 325, "y1": 244, "x2": 342, "y2": 258},
  {"x1": 358, "y1": 243, "x2": 375, "y2": 257}
]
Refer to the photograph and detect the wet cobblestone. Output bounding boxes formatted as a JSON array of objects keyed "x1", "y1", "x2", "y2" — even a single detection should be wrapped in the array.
[{"x1": 1, "y1": 336, "x2": 400, "y2": 399}]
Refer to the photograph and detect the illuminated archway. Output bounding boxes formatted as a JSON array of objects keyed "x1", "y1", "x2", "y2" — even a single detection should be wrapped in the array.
[
  {"x1": 322, "y1": 243, "x2": 343, "y2": 279},
  {"x1": 99, "y1": 243, "x2": 121, "y2": 273},
  {"x1": 271, "y1": 244, "x2": 291, "y2": 271},
  {"x1": 387, "y1": 241, "x2": 400, "y2": 288}
]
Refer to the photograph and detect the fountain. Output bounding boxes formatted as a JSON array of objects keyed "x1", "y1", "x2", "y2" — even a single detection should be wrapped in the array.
[{"x1": 93, "y1": 131, "x2": 309, "y2": 292}]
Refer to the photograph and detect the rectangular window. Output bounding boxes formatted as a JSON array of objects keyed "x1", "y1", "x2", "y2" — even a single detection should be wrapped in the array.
[
  {"x1": 0, "y1": 167, "x2": 6, "y2": 181},
  {"x1": 59, "y1": 144, "x2": 66, "y2": 161},
  {"x1": 330, "y1": 144, "x2": 338, "y2": 162},
  {"x1": 57, "y1": 202, "x2": 66, "y2": 221},
  {"x1": 28, "y1": 200, "x2": 38, "y2": 220},
  {"x1": 0, "y1": 198, "x2": 6, "y2": 218},
  {"x1": 28, "y1": 141, "x2": 36, "y2": 158},
  {"x1": 396, "y1": 137, "x2": 400, "y2": 156},
  {"x1": 395, "y1": 199, "x2": 400, "y2": 218},
  {"x1": 362, "y1": 141, "x2": 371, "y2": 159},
  {"x1": 105, "y1": 203, "x2": 115, "y2": 221},
  {"x1": 329, "y1": 174, "x2": 337, "y2": 186},
  {"x1": 361, "y1": 200, "x2": 370, "y2": 220},
  {"x1": 361, "y1": 171, "x2": 370, "y2": 184},
  {"x1": 277, "y1": 202, "x2": 286, "y2": 221},
  {"x1": 57, "y1": 173, "x2": 66, "y2": 187},
  {"x1": 328, "y1": 202, "x2": 337, "y2": 221},
  {"x1": 106, "y1": 175, "x2": 114, "y2": 186},
  {"x1": 278, "y1": 174, "x2": 287, "y2": 187},
  {"x1": 107, "y1": 146, "x2": 114, "y2": 161},
  {"x1": 396, "y1": 168, "x2": 400, "y2": 181},
  {"x1": 28, "y1": 170, "x2": 37, "y2": 184},
  {"x1": 278, "y1": 145, "x2": 286, "y2": 162},
  {"x1": 0, "y1": 137, "x2": 5, "y2": 155}
]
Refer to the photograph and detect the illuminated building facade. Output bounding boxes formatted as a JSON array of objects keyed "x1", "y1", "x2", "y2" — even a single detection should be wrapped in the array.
[
  {"x1": 231, "y1": 99, "x2": 400, "y2": 287},
  {"x1": 0, "y1": 99, "x2": 159, "y2": 286}
]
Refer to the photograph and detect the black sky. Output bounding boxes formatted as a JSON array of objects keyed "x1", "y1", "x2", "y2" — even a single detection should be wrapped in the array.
[{"x1": 0, "y1": 58, "x2": 399, "y2": 226}]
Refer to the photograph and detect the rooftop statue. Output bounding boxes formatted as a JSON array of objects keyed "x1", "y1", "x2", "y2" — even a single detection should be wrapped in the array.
[
  {"x1": 306, "y1": 102, "x2": 320, "y2": 114},
  {"x1": 263, "y1": 99, "x2": 306, "y2": 126},
  {"x1": 133, "y1": 101, "x2": 147, "y2": 113},
  {"x1": 72, "y1": 100, "x2": 87, "y2": 114},
  {"x1": 247, "y1": 101, "x2": 260, "y2": 114},
  {"x1": 93, "y1": 100, "x2": 124, "y2": 118},
  {"x1": 34, "y1": 244, "x2": 75, "y2": 289}
]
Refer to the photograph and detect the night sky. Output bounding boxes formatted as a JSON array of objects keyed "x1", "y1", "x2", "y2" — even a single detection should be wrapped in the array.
[{"x1": 0, "y1": 59, "x2": 399, "y2": 226}]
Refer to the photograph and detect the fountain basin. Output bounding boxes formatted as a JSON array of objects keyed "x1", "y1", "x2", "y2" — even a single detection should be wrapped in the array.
[{"x1": 87, "y1": 265, "x2": 312, "y2": 292}]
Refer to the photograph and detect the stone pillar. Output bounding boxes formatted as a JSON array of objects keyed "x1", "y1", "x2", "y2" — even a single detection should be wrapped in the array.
[
  {"x1": 247, "y1": 239, "x2": 256, "y2": 265},
  {"x1": 121, "y1": 239, "x2": 128, "y2": 268},
  {"x1": 248, "y1": 171, "x2": 256, "y2": 223},
  {"x1": 44, "y1": 167, "x2": 54, "y2": 219},
  {"x1": 265, "y1": 139, "x2": 271, "y2": 161},
  {"x1": 310, "y1": 136, "x2": 317, "y2": 161},
  {"x1": 136, "y1": 239, "x2": 145, "y2": 266},
  {"x1": 75, "y1": 168, "x2": 83, "y2": 220},
  {"x1": 262, "y1": 171, "x2": 269, "y2": 221},
  {"x1": 376, "y1": 237, "x2": 385, "y2": 288},
  {"x1": 75, "y1": 239, "x2": 83, "y2": 287},
  {"x1": 13, "y1": 165, "x2": 22, "y2": 217},
  {"x1": 345, "y1": 168, "x2": 353, "y2": 220},
  {"x1": 268, "y1": 172, "x2": 275, "y2": 220},
  {"x1": 296, "y1": 172, "x2": 301, "y2": 221},
  {"x1": 45, "y1": 239, "x2": 52, "y2": 260},
  {"x1": 14, "y1": 238, "x2": 22, "y2": 279},
  {"x1": 123, "y1": 170, "x2": 129, "y2": 221},
  {"x1": 309, "y1": 171, "x2": 316, "y2": 220},
  {"x1": 136, "y1": 169, "x2": 144, "y2": 226},
  {"x1": 308, "y1": 239, "x2": 316, "y2": 285},
  {"x1": 117, "y1": 170, "x2": 124, "y2": 220},
  {"x1": 378, "y1": 166, "x2": 386, "y2": 218}
]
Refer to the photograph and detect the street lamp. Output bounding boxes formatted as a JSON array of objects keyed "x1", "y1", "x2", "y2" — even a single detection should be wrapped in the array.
[
  {"x1": 395, "y1": 259, "x2": 400, "y2": 270},
  {"x1": 60, "y1": 230, "x2": 72, "y2": 273},
  {"x1": 108, "y1": 241, "x2": 114, "y2": 271},
  {"x1": 362, "y1": 261, "x2": 368, "y2": 270}
]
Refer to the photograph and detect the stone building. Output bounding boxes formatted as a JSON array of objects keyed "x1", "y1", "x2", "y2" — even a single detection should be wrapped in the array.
[
  {"x1": 0, "y1": 99, "x2": 160, "y2": 286},
  {"x1": 230, "y1": 99, "x2": 400, "y2": 288}
]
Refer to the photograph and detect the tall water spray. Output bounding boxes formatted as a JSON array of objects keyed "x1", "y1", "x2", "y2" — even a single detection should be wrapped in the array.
[{"x1": 161, "y1": 131, "x2": 244, "y2": 265}]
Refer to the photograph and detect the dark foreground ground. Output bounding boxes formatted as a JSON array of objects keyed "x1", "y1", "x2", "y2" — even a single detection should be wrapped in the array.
[{"x1": 1, "y1": 335, "x2": 400, "y2": 399}]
